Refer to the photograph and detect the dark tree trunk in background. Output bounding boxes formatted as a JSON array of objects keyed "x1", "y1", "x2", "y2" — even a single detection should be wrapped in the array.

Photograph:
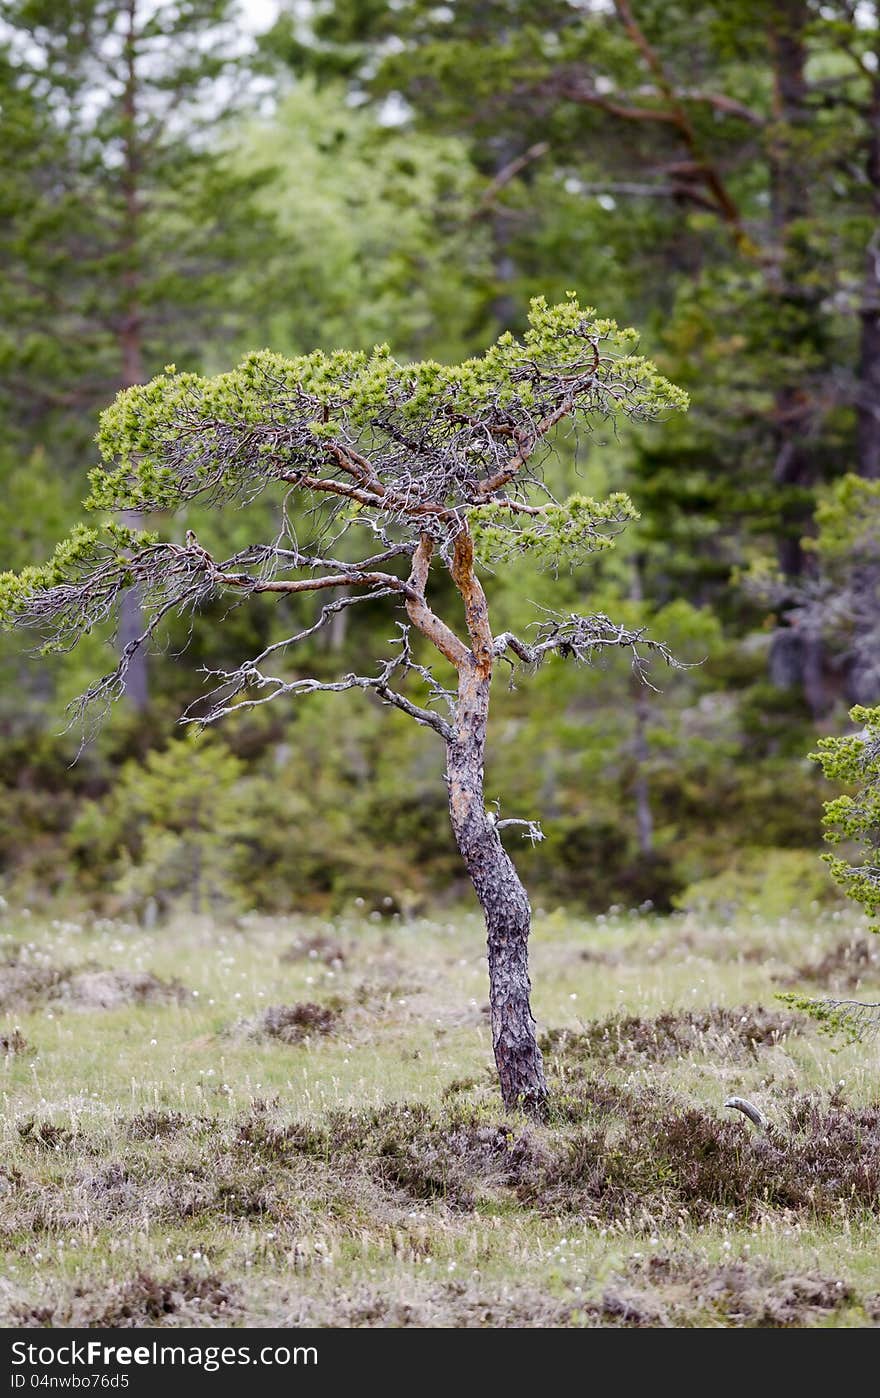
[
  {"x1": 632, "y1": 681, "x2": 654, "y2": 856},
  {"x1": 117, "y1": 286, "x2": 148, "y2": 710},
  {"x1": 116, "y1": 517, "x2": 149, "y2": 711},
  {"x1": 324, "y1": 586, "x2": 350, "y2": 651},
  {"x1": 117, "y1": 0, "x2": 149, "y2": 711},
  {"x1": 858, "y1": 238, "x2": 880, "y2": 484},
  {"x1": 766, "y1": 0, "x2": 828, "y2": 716},
  {"x1": 629, "y1": 557, "x2": 654, "y2": 856},
  {"x1": 857, "y1": 64, "x2": 880, "y2": 483},
  {"x1": 844, "y1": 63, "x2": 880, "y2": 703},
  {"x1": 488, "y1": 136, "x2": 523, "y2": 333},
  {"x1": 445, "y1": 660, "x2": 548, "y2": 1116}
]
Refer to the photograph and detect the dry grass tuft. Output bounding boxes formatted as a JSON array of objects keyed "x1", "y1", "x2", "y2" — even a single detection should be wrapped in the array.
[
  {"x1": 126, "y1": 1111, "x2": 190, "y2": 1141},
  {"x1": 779, "y1": 934, "x2": 880, "y2": 991},
  {"x1": 529, "y1": 1078, "x2": 880, "y2": 1223},
  {"x1": 0, "y1": 947, "x2": 185, "y2": 1013},
  {"x1": 541, "y1": 1005, "x2": 800, "y2": 1065},
  {"x1": 61, "y1": 970, "x2": 187, "y2": 1009},
  {"x1": 0, "y1": 947, "x2": 71, "y2": 1010},
  {"x1": 2, "y1": 909, "x2": 880, "y2": 1328},
  {"x1": 238, "y1": 1002, "x2": 340, "y2": 1044},
  {"x1": 281, "y1": 933, "x2": 348, "y2": 967},
  {"x1": 1, "y1": 1027, "x2": 31, "y2": 1055},
  {"x1": 13, "y1": 1271, "x2": 239, "y2": 1329},
  {"x1": 80, "y1": 1271, "x2": 239, "y2": 1328},
  {"x1": 17, "y1": 1119, "x2": 76, "y2": 1152},
  {"x1": 618, "y1": 1253, "x2": 859, "y2": 1327},
  {"x1": 288, "y1": 1283, "x2": 585, "y2": 1328}
]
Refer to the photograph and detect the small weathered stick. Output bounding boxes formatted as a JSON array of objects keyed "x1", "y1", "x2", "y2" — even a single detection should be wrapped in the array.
[{"x1": 724, "y1": 1095, "x2": 769, "y2": 1130}]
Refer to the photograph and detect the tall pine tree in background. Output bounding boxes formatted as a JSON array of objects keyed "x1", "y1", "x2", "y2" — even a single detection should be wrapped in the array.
[
  {"x1": 0, "y1": 0, "x2": 284, "y2": 706},
  {"x1": 270, "y1": 0, "x2": 880, "y2": 712},
  {"x1": 1, "y1": 0, "x2": 877, "y2": 915}
]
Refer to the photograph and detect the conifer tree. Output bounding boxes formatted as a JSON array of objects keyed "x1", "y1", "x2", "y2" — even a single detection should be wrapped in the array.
[
  {"x1": 274, "y1": 0, "x2": 880, "y2": 710},
  {"x1": 0, "y1": 296, "x2": 686, "y2": 1113},
  {"x1": 0, "y1": 0, "x2": 282, "y2": 706}
]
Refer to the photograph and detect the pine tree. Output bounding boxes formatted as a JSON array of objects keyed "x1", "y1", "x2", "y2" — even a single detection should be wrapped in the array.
[
  {"x1": 0, "y1": 0, "x2": 283, "y2": 706},
  {"x1": 0, "y1": 295, "x2": 686, "y2": 1112},
  {"x1": 271, "y1": 0, "x2": 880, "y2": 711}
]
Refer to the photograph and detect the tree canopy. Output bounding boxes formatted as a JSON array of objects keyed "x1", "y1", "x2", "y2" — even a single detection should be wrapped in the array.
[{"x1": 1, "y1": 296, "x2": 686, "y2": 730}]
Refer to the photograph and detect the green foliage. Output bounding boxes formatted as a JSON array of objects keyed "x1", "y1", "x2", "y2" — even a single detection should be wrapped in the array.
[
  {"x1": 811, "y1": 475, "x2": 880, "y2": 566},
  {"x1": 0, "y1": 0, "x2": 288, "y2": 460},
  {"x1": 82, "y1": 295, "x2": 685, "y2": 519},
  {"x1": 471, "y1": 493, "x2": 639, "y2": 569},
  {"x1": 65, "y1": 712, "x2": 443, "y2": 919},
  {"x1": 674, "y1": 848, "x2": 843, "y2": 921},
  {"x1": 534, "y1": 818, "x2": 682, "y2": 912},
  {"x1": 0, "y1": 522, "x2": 156, "y2": 632},
  {"x1": 70, "y1": 733, "x2": 261, "y2": 918},
  {"x1": 811, "y1": 706, "x2": 880, "y2": 929},
  {"x1": 5, "y1": 0, "x2": 880, "y2": 922},
  {"x1": 290, "y1": 0, "x2": 879, "y2": 672},
  {"x1": 231, "y1": 81, "x2": 492, "y2": 362},
  {"x1": 0, "y1": 448, "x2": 77, "y2": 573},
  {"x1": 774, "y1": 993, "x2": 864, "y2": 1049},
  {"x1": 0, "y1": 445, "x2": 94, "y2": 718}
]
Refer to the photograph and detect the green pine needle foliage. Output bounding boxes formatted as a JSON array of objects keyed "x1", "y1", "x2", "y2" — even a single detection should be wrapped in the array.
[{"x1": 811, "y1": 706, "x2": 880, "y2": 931}]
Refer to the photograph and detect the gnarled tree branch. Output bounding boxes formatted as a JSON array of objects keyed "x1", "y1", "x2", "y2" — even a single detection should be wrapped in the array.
[{"x1": 493, "y1": 611, "x2": 682, "y2": 687}]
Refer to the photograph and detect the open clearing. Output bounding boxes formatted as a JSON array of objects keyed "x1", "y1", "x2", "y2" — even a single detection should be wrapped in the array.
[{"x1": 1, "y1": 905, "x2": 880, "y2": 1328}]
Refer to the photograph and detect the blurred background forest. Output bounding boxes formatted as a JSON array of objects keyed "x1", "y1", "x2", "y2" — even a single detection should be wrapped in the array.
[{"x1": 1, "y1": 0, "x2": 878, "y2": 925}]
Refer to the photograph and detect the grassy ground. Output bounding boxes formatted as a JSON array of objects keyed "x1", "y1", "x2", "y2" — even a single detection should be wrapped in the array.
[{"x1": 1, "y1": 902, "x2": 880, "y2": 1328}]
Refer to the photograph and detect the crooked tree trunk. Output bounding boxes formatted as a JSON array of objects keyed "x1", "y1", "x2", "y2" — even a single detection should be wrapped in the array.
[{"x1": 446, "y1": 658, "x2": 548, "y2": 1116}]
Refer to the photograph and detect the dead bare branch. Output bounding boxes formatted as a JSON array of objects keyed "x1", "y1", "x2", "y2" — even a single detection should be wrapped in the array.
[
  {"x1": 493, "y1": 611, "x2": 683, "y2": 688},
  {"x1": 473, "y1": 141, "x2": 551, "y2": 217},
  {"x1": 724, "y1": 1096, "x2": 770, "y2": 1129}
]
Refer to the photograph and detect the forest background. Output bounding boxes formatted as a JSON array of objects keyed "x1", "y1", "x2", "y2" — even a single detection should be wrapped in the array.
[{"x1": 2, "y1": 0, "x2": 878, "y2": 927}]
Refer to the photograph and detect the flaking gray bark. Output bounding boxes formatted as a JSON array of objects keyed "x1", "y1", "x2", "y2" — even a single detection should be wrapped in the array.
[{"x1": 446, "y1": 655, "x2": 547, "y2": 1116}]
